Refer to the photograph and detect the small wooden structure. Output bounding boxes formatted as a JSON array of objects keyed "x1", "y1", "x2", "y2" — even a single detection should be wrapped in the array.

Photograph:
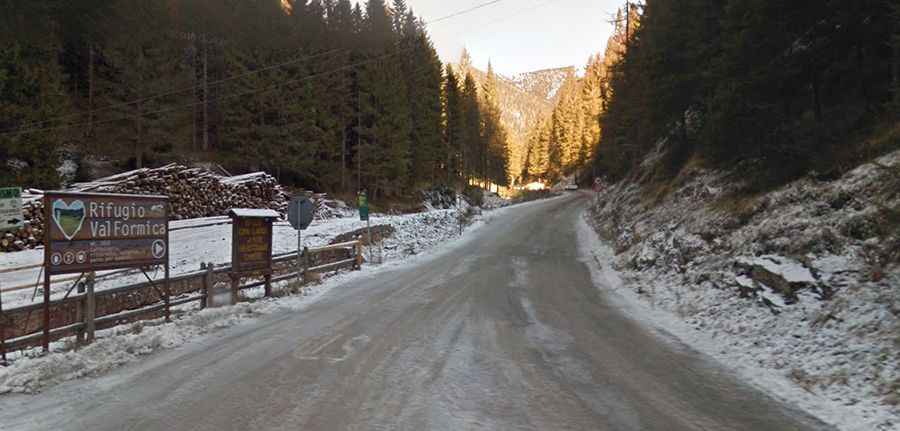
[{"x1": 228, "y1": 209, "x2": 279, "y2": 303}]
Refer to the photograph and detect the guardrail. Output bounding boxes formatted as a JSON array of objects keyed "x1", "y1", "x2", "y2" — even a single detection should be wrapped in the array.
[{"x1": 0, "y1": 241, "x2": 363, "y2": 357}]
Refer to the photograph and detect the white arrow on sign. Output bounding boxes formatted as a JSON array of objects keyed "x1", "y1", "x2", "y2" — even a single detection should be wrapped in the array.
[{"x1": 152, "y1": 240, "x2": 167, "y2": 259}]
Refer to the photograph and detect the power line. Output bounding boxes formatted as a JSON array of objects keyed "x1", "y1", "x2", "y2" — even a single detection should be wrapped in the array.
[
  {"x1": 1, "y1": 0, "x2": 505, "y2": 137},
  {"x1": 426, "y1": 0, "x2": 504, "y2": 25}
]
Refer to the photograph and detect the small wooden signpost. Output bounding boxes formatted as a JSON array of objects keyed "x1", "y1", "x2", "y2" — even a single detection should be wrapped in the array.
[{"x1": 228, "y1": 209, "x2": 279, "y2": 303}]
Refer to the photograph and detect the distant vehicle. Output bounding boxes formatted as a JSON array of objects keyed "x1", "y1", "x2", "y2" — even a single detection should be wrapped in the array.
[{"x1": 565, "y1": 184, "x2": 578, "y2": 191}]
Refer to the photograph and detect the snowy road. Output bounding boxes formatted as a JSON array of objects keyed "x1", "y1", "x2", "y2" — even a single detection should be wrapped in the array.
[{"x1": 0, "y1": 194, "x2": 833, "y2": 430}]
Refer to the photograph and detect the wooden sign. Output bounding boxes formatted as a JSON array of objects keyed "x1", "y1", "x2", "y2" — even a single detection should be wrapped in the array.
[
  {"x1": 229, "y1": 209, "x2": 278, "y2": 275},
  {"x1": 44, "y1": 192, "x2": 169, "y2": 275}
]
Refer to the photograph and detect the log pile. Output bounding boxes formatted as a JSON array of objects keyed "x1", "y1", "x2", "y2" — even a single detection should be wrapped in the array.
[
  {"x1": 70, "y1": 164, "x2": 288, "y2": 220},
  {"x1": 310, "y1": 193, "x2": 354, "y2": 220},
  {"x1": 2, "y1": 165, "x2": 288, "y2": 252}
]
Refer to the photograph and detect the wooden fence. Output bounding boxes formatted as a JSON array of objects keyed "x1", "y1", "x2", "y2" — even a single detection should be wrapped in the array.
[{"x1": 0, "y1": 241, "x2": 362, "y2": 356}]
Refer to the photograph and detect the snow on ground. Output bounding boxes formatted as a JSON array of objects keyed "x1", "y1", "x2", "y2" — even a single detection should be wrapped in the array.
[
  {"x1": 0, "y1": 207, "x2": 470, "y2": 308},
  {"x1": 583, "y1": 150, "x2": 900, "y2": 431},
  {"x1": 0, "y1": 202, "x2": 527, "y2": 395}
]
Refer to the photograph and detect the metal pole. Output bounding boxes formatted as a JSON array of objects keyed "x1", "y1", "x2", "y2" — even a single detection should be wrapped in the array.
[
  {"x1": 164, "y1": 217, "x2": 171, "y2": 323},
  {"x1": 85, "y1": 272, "x2": 95, "y2": 343},
  {"x1": 42, "y1": 266, "x2": 50, "y2": 353},
  {"x1": 458, "y1": 195, "x2": 463, "y2": 236},
  {"x1": 42, "y1": 195, "x2": 50, "y2": 353},
  {"x1": 296, "y1": 228, "x2": 303, "y2": 284},
  {"x1": 366, "y1": 219, "x2": 372, "y2": 264}
]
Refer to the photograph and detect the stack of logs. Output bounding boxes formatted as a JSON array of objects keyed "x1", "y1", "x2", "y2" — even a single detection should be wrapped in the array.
[
  {"x1": 0, "y1": 198, "x2": 44, "y2": 252},
  {"x1": 1, "y1": 164, "x2": 288, "y2": 252}
]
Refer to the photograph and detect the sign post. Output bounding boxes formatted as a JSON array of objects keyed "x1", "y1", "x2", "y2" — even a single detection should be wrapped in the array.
[
  {"x1": 42, "y1": 191, "x2": 170, "y2": 352},
  {"x1": 228, "y1": 209, "x2": 278, "y2": 301},
  {"x1": 0, "y1": 187, "x2": 13, "y2": 363},
  {"x1": 288, "y1": 196, "x2": 315, "y2": 284},
  {"x1": 358, "y1": 191, "x2": 371, "y2": 263}
]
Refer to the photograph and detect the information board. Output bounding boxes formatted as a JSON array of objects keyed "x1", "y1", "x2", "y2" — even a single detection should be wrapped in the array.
[
  {"x1": 44, "y1": 192, "x2": 169, "y2": 275},
  {"x1": 0, "y1": 187, "x2": 23, "y2": 232},
  {"x1": 231, "y1": 215, "x2": 274, "y2": 275}
]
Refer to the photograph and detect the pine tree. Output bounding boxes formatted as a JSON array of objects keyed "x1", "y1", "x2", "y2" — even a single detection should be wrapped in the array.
[
  {"x1": 444, "y1": 65, "x2": 464, "y2": 185},
  {"x1": 461, "y1": 72, "x2": 482, "y2": 185},
  {"x1": 0, "y1": 43, "x2": 69, "y2": 188},
  {"x1": 482, "y1": 62, "x2": 509, "y2": 186},
  {"x1": 403, "y1": 14, "x2": 444, "y2": 189}
]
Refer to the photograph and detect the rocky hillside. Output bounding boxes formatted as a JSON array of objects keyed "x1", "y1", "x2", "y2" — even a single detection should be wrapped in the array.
[
  {"x1": 508, "y1": 66, "x2": 577, "y2": 105},
  {"x1": 586, "y1": 149, "x2": 900, "y2": 430}
]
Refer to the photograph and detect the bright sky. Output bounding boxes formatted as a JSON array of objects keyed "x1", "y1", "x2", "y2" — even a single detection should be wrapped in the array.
[{"x1": 409, "y1": 0, "x2": 623, "y2": 76}]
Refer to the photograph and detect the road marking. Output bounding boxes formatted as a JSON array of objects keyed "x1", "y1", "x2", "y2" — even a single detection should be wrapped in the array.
[
  {"x1": 294, "y1": 333, "x2": 343, "y2": 360},
  {"x1": 327, "y1": 335, "x2": 370, "y2": 364}
]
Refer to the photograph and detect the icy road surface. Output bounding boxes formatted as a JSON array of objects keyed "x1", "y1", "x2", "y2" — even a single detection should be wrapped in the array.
[{"x1": 0, "y1": 194, "x2": 832, "y2": 431}]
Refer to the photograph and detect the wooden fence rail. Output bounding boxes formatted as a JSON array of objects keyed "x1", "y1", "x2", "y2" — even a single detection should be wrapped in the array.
[{"x1": 0, "y1": 241, "x2": 362, "y2": 356}]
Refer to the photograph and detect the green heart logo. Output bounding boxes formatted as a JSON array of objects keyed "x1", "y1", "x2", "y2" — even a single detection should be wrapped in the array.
[{"x1": 52, "y1": 199, "x2": 86, "y2": 241}]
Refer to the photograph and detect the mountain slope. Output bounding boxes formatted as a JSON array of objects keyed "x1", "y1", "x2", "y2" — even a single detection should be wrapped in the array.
[
  {"x1": 508, "y1": 66, "x2": 577, "y2": 106},
  {"x1": 453, "y1": 60, "x2": 575, "y2": 184}
]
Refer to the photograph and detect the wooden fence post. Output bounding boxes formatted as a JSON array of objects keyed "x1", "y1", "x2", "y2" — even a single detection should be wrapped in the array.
[
  {"x1": 304, "y1": 247, "x2": 311, "y2": 276},
  {"x1": 230, "y1": 275, "x2": 240, "y2": 305},
  {"x1": 85, "y1": 272, "x2": 96, "y2": 343},
  {"x1": 355, "y1": 242, "x2": 363, "y2": 270},
  {"x1": 264, "y1": 274, "x2": 272, "y2": 298},
  {"x1": 201, "y1": 263, "x2": 214, "y2": 309},
  {"x1": 76, "y1": 278, "x2": 86, "y2": 345}
]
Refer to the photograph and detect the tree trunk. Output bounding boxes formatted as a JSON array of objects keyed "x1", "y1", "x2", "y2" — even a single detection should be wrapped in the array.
[
  {"x1": 892, "y1": 40, "x2": 899, "y2": 108},
  {"x1": 447, "y1": 111, "x2": 453, "y2": 186},
  {"x1": 357, "y1": 89, "x2": 362, "y2": 191},
  {"x1": 341, "y1": 128, "x2": 347, "y2": 192},
  {"x1": 136, "y1": 49, "x2": 145, "y2": 169},
  {"x1": 88, "y1": 44, "x2": 94, "y2": 139},
  {"x1": 202, "y1": 35, "x2": 209, "y2": 152},
  {"x1": 812, "y1": 73, "x2": 823, "y2": 122}
]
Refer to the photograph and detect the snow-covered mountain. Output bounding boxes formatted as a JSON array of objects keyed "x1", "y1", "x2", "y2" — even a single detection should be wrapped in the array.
[
  {"x1": 507, "y1": 66, "x2": 577, "y2": 105},
  {"x1": 453, "y1": 62, "x2": 576, "y2": 182}
]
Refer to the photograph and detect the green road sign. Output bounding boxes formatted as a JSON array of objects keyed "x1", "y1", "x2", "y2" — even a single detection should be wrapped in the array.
[
  {"x1": 358, "y1": 192, "x2": 369, "y2": 221},
  {"x1": 0, "y1": 187, "x2": 23, "y2": 232}
]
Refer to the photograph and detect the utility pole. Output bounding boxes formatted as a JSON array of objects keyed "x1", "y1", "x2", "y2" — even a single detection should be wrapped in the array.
[
  {"x1": 202, "y1": 33, "x2": 209, "y2": 152},
  {"x1": 342, "y1": 128, "x2": 347, "y2": 192},
  {"x1": 357, "y1": 89, "x2": 362, "y2": 190},
  {"x1": 88, "y1": 44, "x2": 94, "y2": 140},
  {"x1": 625, "y1": 1, "x2": 631, "y2": 50},
  {"x1": 136, "y1": 49, "x2": 145, "y2": 169}
]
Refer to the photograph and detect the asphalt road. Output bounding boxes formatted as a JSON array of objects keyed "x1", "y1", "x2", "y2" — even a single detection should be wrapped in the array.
[{"x1": 0, "y1": 194, "x2": 833, "y2": 431}]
